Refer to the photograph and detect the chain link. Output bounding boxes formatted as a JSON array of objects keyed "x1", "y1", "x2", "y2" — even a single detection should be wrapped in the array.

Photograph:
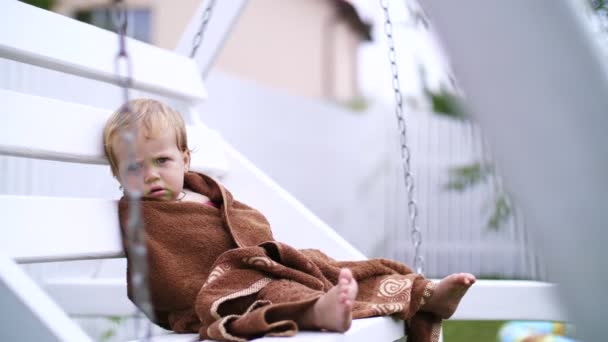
[
  {"x1": 190, "y1": 0, "x2": 217, "y2": 58},
  {"x1": 112, "y1": 0, "x2": 154, "y2": 339},
  {"x1": 379, "y1": 0, "x2": 425, "y2": 275}
]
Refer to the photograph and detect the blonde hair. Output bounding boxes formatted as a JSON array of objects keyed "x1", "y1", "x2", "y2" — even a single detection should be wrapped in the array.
[{"x1": 103, "y1": 98, "x2": 189, "y2": 177}]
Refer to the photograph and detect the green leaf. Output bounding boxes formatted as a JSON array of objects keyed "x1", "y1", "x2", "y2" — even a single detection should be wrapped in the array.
[
  {"x1": 444, "y1": 162, "x2": 493, "y2": 192},
  {"x1": 107, "y1": 315, "x2": 125, "y2": 324},
  {"x1": 18, "y1": 0, "x2": 55, "y2": 10},
  {"x1": 99, "y1": 329, "x2": 116, "y2": 342},
  {"x1": 424, "y1": 87, "x2": 468, "y2": 120},
  {"x1": 342, "y1": 96, "x2": 369, "y2": 112},
  {"x1": 487, "y1": 193, "x2": 512, "y2": 231},
  {"x1": 591, "y1": 0, "x2": 606, "y2": 10}
]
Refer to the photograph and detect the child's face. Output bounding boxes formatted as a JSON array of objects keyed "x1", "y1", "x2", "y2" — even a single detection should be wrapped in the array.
[{"x1": 114, "y1": 129, "x2": 190, "y2": 201}]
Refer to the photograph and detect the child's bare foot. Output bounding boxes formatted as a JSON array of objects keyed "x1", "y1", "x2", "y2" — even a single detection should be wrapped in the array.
[
  {"x1": 421, "y1": 273, "x2": 476, "y2": 319},
  {"x1": 298, "y1": 268, "x2": 358, "y2": 332}
]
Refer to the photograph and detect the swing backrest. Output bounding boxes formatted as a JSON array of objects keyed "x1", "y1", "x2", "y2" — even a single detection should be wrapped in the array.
[{"x1": 0, "y1": 0, "x2": 365, "y2": 265}]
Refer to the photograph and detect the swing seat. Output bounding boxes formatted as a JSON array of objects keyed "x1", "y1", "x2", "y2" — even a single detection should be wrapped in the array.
[{"x1": 0, "y1": 2, "x2": 404, "y2": 341}]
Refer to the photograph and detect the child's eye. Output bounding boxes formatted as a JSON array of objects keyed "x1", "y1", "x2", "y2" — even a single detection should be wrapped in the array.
[
  {"x1": 127, "y1": 162, "x2": 142, "y2": 173},
  {"x1": 156, "y1": 157, "x2": 169, "y2": 165}
]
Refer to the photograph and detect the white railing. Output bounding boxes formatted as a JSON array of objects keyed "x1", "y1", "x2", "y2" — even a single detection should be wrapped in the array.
[{"x1": 196, "y1": 71, "x2": 540, "y2": 279}]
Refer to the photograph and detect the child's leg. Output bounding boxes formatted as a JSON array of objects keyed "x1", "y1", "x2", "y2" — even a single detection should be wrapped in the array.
[{"x1": 420, "y1": 272, "x2": 476, "y2": 319}]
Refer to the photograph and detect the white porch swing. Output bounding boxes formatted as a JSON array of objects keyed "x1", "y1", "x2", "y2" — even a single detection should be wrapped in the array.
[
  {"x1": 0, "y1": 1, "x2": 402, "y2": 340},
  {"x1": 4, "y1": 0, "x2": 603, "y2": 341}
]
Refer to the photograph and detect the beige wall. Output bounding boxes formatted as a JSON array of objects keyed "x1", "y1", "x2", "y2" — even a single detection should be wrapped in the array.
[
  {"x1": 54, "y1": 0, "x2": 362, "y2": 101},
  {"x1": 153, "y1": 0, "x2": 201, "y2": 50},
  {"x1": 214, "y1": 0, "x2": 362, "y2": 101}
]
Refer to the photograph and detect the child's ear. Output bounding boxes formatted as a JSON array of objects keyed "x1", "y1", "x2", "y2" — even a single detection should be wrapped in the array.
[{"x1": 183, "y1": 150, "x2": 191, "y2": 172}]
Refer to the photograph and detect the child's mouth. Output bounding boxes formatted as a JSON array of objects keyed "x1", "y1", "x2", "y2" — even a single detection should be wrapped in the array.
[{"x1": 148, "y1": 187, "x2": 167, "y2": 198}]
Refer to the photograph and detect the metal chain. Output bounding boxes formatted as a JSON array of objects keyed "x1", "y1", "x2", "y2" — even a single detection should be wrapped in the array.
[
  {"x1": 379, "y1": 0, "x2": 425, "y2": 275},
  {"x1": 112, "y1": 0, "x2": 154, "y2": 339},
  {"x1": 190, "y1": 0, "x2": 217, "y2": 58}
]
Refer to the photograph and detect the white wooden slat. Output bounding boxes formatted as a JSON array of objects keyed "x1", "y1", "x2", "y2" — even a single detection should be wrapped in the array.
[
  {"x1": 187, "y1": 125, "x2": 230, "y2": 178},
  {"x1": 1, "y1": 89, "x2": 109, "y2": 164},
  {"x1": 1, "y1": 89, "x2": 229, "y2": 177},
  {"x1": 252, "y1": 318, "x2": 403, "y2": 341},
  {"x1": 128, "y1": 318, "x2": 402, "y2": 342},
  {"x1": 48, "y1": 278, "x2": 566, "y2": 322},
  {"x1": 129, "y1": 335, "x2": 199, "y2": 342},
  {"x1": 1, "y1": 1, "x2": 206, "y2": 103},
  {"x1": 0, "y1": 256, "x2": 93, "y2": 342},
  {"x1": 45, "y1": 278, "x2": 135, "y2": 316},
  {"x1": 0, "y1": 196, "x2": 123, "y2": 263},
  {"x1": 451, "y1": 280, "x2": 567, "y2": 321}
]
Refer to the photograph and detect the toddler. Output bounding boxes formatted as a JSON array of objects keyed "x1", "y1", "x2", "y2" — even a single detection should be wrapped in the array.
[{"x1": 103, "y1": 98, "x2": 475, "y2": 342}]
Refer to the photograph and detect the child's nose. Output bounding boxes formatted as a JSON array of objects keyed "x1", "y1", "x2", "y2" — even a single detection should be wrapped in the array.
[{"x1": 143, "y1": 165, "x2": 159, "y2": 183}]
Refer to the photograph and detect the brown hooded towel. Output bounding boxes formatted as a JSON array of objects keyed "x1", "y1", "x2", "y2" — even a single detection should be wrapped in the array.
[{"x1": 119, "y1": 172, "x2": 442, "y2": 342}]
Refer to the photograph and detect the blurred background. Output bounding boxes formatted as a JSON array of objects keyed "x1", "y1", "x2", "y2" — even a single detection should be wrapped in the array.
[{"x1": 4, "y1": 0, "x2": 608, "y2": 341}]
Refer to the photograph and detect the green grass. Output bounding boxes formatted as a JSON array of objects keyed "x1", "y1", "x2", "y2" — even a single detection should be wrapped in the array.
[{"x1": 442, "y1": 320, "x2": 506, "y2": 342}]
